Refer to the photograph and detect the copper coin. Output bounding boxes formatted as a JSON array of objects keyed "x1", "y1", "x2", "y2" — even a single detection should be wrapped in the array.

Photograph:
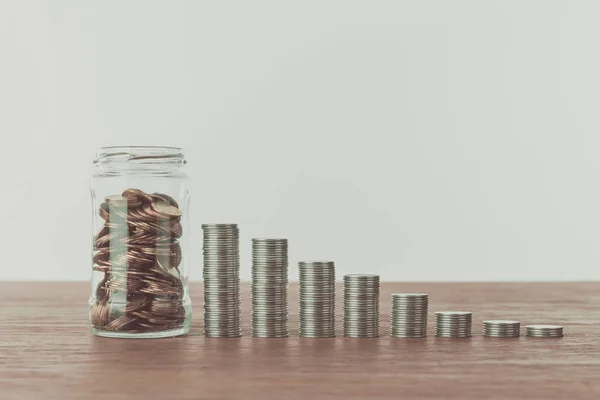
[
  {"x1": 125, "y1": 232, "x2": 167, "y2": 245},
  {"x1": 147, "y1": 264, "x2": 177, "y2": 280},
  {"x1": 104, "y1": 315, "x2": 135, "y2": 331},
  {"x1": 104, "y1": 222, "x2": 127, "y2": 230},
  {"x1": 172, "y1": 242, "x2": 182, "y2": 265},
  {"x1": 134, "y1": 246, "x2": 172, "y2": 256},
  {"x1": 151, "y1": 201, "x2": 182, "y2": 218},
  {"x1": 141, "y1": 276, "x2": 183, "y2": 297},
  {"x1": 93, "y1": 248, "x2": 112, "y2": 264},
  {"x1": 97, "y1": 250, "x2": 153, "y2": 268},
  {"x1": 172, "y1": 244, "x2": 183, "y2": 268},
  {"x1": 93, "y1": 264, "x2": 110, "y2": 274},
  {"x1": 105, "y1": 276, "x2": 145, "y2": 293},
  {"x1": 128, "y1": 220, "x2": 180, "y2": 239},
  {"x1": 127, "y1": 206, "x2": 155, "y2": 222},
  {"x1": 125, "y1": 248, "x2": 158, "y2": 264},
  {"x1": 157, "y1": 253, "x2": 182, "y2": 270},
  {"x1": 90, "y1": 300, "x2": 111, "y2": 327},
  {"x1": 171, "y1": 222, "x2": 183, "y2": 238},
  {"x1": 94, "y1": 275, "x2": 110, "y2": 300},
  {"x1": 95, "y1": 225, "x2": 109, "y2": 240},
  {"x1": 125, "y1": 294, "x2": 151, "y2": 313},
  {"x1": 94, "y1": 230, "x2": 128, "y2": 248},
  {"x1": 122, "y1": 188, "x2": 152, "y2": 207},
  {"x1": 151, "y1": 193, "x2": 180, "y2": 208},
  {"x1": 128, "y1": 220, "x2": 158, "y2": 234},
  {"x1": 148, "y1": 298, "x2": 181, "y2": 314},
  {"x1": 105, "y1": 195, "x2": 127, "y2": 206},
  {"x1": 100, "y1": 207, "x2": 129, "y2": 222},
  {"x1": 99, "y1": 203, "x2": 110, "y2": 220},
  {"x1": 141, "y1": 204, "x2": 160, "y2": 218}
]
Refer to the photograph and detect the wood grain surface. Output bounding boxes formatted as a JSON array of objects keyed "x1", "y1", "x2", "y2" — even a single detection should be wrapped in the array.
[{"x1": 1, "y1": 282, "x2": 599, "y2": 400}]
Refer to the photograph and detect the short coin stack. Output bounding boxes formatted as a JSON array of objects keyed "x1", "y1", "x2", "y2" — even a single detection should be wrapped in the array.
[
  {"x1": 251, "y1": 238, "x2": 289, "y2": 338},
  {"x1": 390, "y1": 293, "x2": 429, "y2": 338},
  {"x1": 526, "y1": 325, "x2": 564, "y2": 338},
  {"x1": 298, "y1": 261, "x2": 336, "y2": 338},
  {"x1": 483, "y1": 320, "x2": 520, "y2": 338},
  {"x1": 434, "y1": 311, "x2": 472, "y2": 338},
  {"x1": 343, "y1": 274, "x2": 380, "y2": 338},
  {"x1": 202, "y1": 224, "x2": 241, "y2": 338}
]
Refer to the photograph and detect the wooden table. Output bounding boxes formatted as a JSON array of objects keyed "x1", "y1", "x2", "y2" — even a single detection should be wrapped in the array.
[{"x1": 1, "y1": 282, "x2": 599, "y2": 400}]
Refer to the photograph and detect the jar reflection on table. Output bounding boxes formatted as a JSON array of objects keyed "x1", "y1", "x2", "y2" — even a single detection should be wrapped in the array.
[{"x1": 89, "y1": 146, "x2": 191, "y2": 338}]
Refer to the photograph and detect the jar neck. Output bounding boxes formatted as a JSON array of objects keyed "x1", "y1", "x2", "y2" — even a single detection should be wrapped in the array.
[{"x1": 94, "y1": 146, "x2": 186, "y2": 174}]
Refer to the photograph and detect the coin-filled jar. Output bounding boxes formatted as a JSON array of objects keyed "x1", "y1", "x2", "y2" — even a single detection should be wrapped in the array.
[{"x1": 90, "y1": 146, "x2": 191, "y2": 338}]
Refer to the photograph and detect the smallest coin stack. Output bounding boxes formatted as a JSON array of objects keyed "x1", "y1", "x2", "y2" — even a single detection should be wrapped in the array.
[
  {"x1": 435, "y1": 311, "x2": 472, "y2": 338},
  {"x1": 526, "y1": 325, "x2": 564, "y2": 338},
  {"x1": 343, "y1": 274, "x2": 380, "y2": 338},
  {"x1": 390, "y1": 293, "x2": 429, "y2": 338},
  {"x1": 483, "y1": 320, "x2": 521, "y2": 338}
]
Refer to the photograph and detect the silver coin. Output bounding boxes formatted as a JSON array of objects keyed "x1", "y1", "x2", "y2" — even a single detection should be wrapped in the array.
[
  {"x1": 390, "y1": 293, "x2": 428, "y2": 339},
  {"x1": 525, "y1": 325, "x2": 564, "y2": 337},
  {"x1": 202, "y1": 224, "x2": 242, "y2": 338},
  {"x1": 433, "y1": 311, "x2": 471, "y2": 338},
  {"x1": 342, "y1": 274, "x2": 379, "y2": 338},
  {"x1": 251, "y1": 238, "x2": 289, "y2": 338}
]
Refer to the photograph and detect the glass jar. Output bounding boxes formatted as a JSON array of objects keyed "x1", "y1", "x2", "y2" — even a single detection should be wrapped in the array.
[{"x1": 89, "y1": 146, "x2": 191, "y2": 338}]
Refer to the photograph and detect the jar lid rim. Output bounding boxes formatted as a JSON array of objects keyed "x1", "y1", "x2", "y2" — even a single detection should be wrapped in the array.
[
  {"x1": 95, "y1": 146, "x2": 185, "y2": 166},
  {"x1": 98, "y1": 145, "x2": 182, "y2": 152}
]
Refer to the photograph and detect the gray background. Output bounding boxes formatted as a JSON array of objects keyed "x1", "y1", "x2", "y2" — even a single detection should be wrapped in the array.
[{"x1": 1, "y1": 1, "x2": 597, "y2": 281}]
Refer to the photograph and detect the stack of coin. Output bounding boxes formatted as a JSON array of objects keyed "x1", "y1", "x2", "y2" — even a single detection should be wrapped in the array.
[
  {"x1": 483, "y1": 320, "x2": 520, "y2": 338},
  {"x1": 202, "y1": 224, "x2": 241, "y2": 338},
  {"x1": 343, "y1": 274, "x2": 380, "y2": 338},
  {"x1": 298, "y1": 261, "x2": 336, "y2": 338},
  {"x1": 251, "y1": 238, "x2": 289, "y2": 338},
  {"x1": 390, "y1": 293, "x2": 428, "y2": 338},
  {"x1": 434, "y1": 311, "x2": 472, "y2": 338},
  {"x1": 526, "y1": 325, "x2": 564, "y2": 338}
]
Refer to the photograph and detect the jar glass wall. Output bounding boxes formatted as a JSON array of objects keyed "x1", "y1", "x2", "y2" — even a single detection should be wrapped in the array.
[{"x1": 90, "y1": 146, "x2": 191, "y2": 338}]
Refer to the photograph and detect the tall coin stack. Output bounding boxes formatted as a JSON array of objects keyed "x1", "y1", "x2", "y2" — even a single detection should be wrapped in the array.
[
  {"x1": 202, "y1": 224, "x2": 241, "y2": 338},
  {"x1": 390, "y1": 293, "x2": 429, "y2": 338},
  {"x1": 251, "y1": 238, "x2": 289, "y2": 338},
  {"x1": 434, "y1": 311, "x2": 472, "y2": 338},
  {"x1": 343, "y1": 274, "x2": 380, "y2": 338},
  {"x1": 483, "y1": 320, "x2": 520, "y2": 338},
  {"x1": 298, "y1": 261, "x2": 336, "y2": 338}
]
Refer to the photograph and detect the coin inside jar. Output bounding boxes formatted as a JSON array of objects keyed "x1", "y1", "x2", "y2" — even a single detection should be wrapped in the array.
[
  {"x1": 170, "y1": 222, "x2": 183, "y2": 238},
  {"x1": 151, "y1": 201, "x2": 182, "y2": 218},
  {"x1": 105, "y1": 195, "x2": 127, "y2": 206},
  {"x1": 122, "y1": 188, "x2": 153, "y2": 207},
  {"x1": 151, "y1": 193, "x2": 179, "y2": 208},
  {"x1": 92, "y1": 188, "x2": 186, "y2": 334},
  {"x1": 99, "y1": 203, "x2": 110, "y2": 220}
]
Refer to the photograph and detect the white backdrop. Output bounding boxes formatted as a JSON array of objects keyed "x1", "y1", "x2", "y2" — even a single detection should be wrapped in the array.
[{"x1": 1, "y1": 1, "x2": 598, "y2": 281}]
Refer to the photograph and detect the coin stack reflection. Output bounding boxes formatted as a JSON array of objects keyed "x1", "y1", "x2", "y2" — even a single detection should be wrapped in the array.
[
  {"x1": 202, "y1": 224, "x2": 241, "y2": 337},
  {"x1": 483, "y1": 320, "x2": 520, "y2": 338},
  {"x1": 526, "y1": 325, "x2": 564, "y2": 338},
  {"x1": 434, "y1": 311, "x2": 472, "y2": 338},
  {"x1": 298, "y1": 261, "x2": 336, "y2": 338},
  {"x1": 251, "y1": 238, "x2": 289, "y2": 338},
  {"x1": 343, "y1": 275, "x2": 380, "y2": 338},
  {"x1": 390, "y1": 293, "x2": 428, "y2": 338}
]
